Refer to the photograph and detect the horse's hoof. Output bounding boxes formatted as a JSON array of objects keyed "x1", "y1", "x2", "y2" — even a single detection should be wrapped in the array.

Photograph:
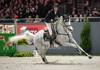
[
  {"x1": 88, "y1": 55, "x2": 93, "y2": 59},
  {"x1": 45, "y1": 61, "x2": 49, "y2": 64},
  {"x1": 42, "y1": 57, "x2": 48, "y2": 64}
]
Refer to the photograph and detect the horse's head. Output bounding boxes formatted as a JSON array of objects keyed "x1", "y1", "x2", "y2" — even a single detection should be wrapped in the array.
[
  {"x1": 65, "y1": 18, "x2": 74, "y2": 31},
  {"x1": 58, "y1": 16, "x2": 64, "y2": 25}
]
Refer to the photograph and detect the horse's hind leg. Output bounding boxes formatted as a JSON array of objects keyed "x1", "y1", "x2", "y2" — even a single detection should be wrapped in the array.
[
  {"x1": 37, "y1": 47, "x2": 49, "y2": 64},
  {"x1": 41, "y1": 56, "x2": 48, "y2": 64},
  {"x1": 39, "y1": 52, "x2": 48, "y2": 64}
]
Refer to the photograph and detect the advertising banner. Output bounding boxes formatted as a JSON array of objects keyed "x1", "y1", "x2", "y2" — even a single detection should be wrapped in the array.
[
  {"x1": 16, "y1": 23, "x2": 46, "y2": 35},
  {"x1": 0, "y1": 24, "x2": 15, "y2": 34},
  {"x1": 0, "y1": 22, "x2": 16, "y2": 56}
]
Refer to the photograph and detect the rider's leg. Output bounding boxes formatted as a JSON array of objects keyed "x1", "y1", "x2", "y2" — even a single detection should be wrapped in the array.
[
  {"x1": 54, "y1": 40, "x2": 63, "y2": 46},
  {"x1": 54, "y1": 35, "x2": 76, "y2": 47}
]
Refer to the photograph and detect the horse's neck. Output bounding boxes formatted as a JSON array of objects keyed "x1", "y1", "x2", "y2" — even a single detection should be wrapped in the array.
[
  {"x1": 51, "y1": 21, "x2": 58, "y2": 34},
  {"x1": 34, "y1": 30, "x2": 44, "y2": 39},
  {"x1": 56, "y1": 21, "x2": 67, "y2": 34}
]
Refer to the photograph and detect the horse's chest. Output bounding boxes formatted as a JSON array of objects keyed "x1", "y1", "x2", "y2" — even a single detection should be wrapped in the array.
[{"x1": 43, "y1": 33, "x2": 51, "y2": 41}]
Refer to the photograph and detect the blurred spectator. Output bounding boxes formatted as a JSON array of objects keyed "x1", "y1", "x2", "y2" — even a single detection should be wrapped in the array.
[
  {"x1": 14, "y1": 14, "x2": 19, "y2": 19},
  {"x1": 0, "y1": 0, "x2": 65, "y2": 19},
  {"x1": 34, "y1": 15, "x2": 41, "y2": 23},
  {"x1": 92, "y1": 8, "x2": 100, "y2": 17},
  {"x1": 79, "y1": 14, "x2": 83, "y2": 22},
  {"x1": 83, "y1": 0, "x2": 91, "y2": 16},
  {"x1": 73, "y1": 14, "x2": 79, "y2": 22},
  {"x1": 0, "y1": 0, "x2": 100, "y2": 19},
  {"x1": 72, "y1": 7, "x2": 78, "y2": 17},
  {"x1": 26, "y1": 16, "x2": 33, "y2": 23}
]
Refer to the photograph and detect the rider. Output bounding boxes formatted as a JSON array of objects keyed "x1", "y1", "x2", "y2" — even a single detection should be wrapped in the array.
[
  {"x1": 44, "y1": 3, "x2": 63, "y2": 47},
  {"x1": 45, "y1": 3, "x2": 61, "y2": 22}
]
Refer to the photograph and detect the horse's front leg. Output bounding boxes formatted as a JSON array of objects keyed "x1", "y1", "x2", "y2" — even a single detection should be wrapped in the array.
[
  {"x1": 67, "y1": 32, "x2": 93, "y2": 59},
  {"x1": 37, "y1": 47, "x2": 48, "y2": 64}
]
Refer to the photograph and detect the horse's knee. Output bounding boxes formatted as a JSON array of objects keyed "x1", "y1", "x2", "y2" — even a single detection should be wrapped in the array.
[
  {"x1": 39, "y1": 52, "x2": 46, "y2": 58},
  {"x1": 36, "y1": 49, "x2": 46, "y2": 57}
]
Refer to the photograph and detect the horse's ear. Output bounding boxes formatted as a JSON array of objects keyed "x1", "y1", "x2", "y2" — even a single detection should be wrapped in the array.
[
  {"x1": 59, "y1": 16, "x2": 63, "y2": 23},
  {"x1": 59, "y1": 16, "x2": 63, "y2": 20},
  {"x1": 68, "y1": 18, "x2": 71, "y2": 25}
]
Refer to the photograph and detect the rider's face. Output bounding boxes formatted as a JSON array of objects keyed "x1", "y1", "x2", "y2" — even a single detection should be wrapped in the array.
[{"x1": 54, "y1": 7, "x2": 58, "y2": 12}]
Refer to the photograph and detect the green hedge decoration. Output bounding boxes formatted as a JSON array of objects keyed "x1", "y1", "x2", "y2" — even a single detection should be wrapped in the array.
[
  {"x1": 80, "y1": 17, "x2": 91, "y2": 53},
  {"x1": 16, "y1": 39, "x2": 28, "y2": 45},
  {"x1": 0, "y1": 33, "x2": 16, "y2": 56},
  {"x1": 14, "y1": 52, "x2": 33, "y2": 57}
]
